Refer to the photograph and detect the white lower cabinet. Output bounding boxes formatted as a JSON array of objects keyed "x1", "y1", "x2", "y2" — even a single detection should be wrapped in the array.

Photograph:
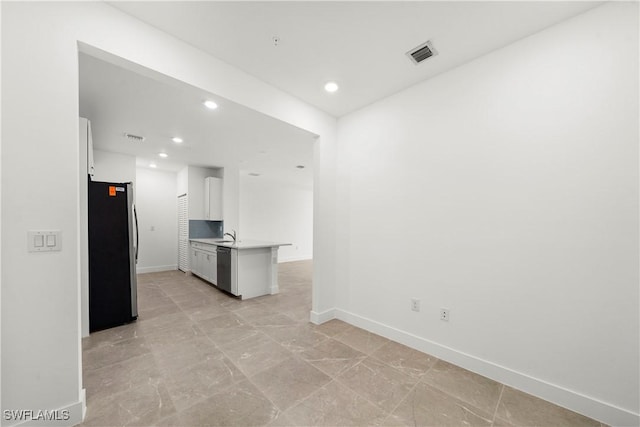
[
  {"x1": 191, "y1": 248, "x2": 201, "y2": 276},
  {"x1": 190, "y1": 242, "x2": 217, "y2": 284},
  {"x1": 204, "y1": 251, "x2": 217, "y2": 285},
  {"x1": 190, "y1": 241, "x2": 280, "y2": 299}
]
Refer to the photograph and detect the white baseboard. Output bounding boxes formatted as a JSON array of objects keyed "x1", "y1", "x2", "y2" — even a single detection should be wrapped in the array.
[
  {"x1": 278, "y1": 255, "x2": 312, "y2": 263},
  {"x1": 334, "y1": 308, "x2": 639, "y2": 427},
  {"x1": 80, "y1": 388, "x2": 86, "y2": 421},
  {"x1": 136, "y1": 264, "x2": 177, "y2": 274},
  {"x1": 309, "y1": 308, "x2": 336, "y2": 325},
  {"x1": 5, "y1": 396, "x2": 85, "y2": 427}
]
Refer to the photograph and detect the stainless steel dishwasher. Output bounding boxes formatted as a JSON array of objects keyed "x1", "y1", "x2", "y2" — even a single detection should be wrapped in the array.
[{"x1": 216, "y1": 246, "x2": 232, "y2": 293}]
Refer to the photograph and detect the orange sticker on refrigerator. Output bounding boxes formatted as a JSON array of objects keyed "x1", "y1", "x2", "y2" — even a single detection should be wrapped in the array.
[{"x1": 109, "y1": 186, "x2": 116, "y2": 196}]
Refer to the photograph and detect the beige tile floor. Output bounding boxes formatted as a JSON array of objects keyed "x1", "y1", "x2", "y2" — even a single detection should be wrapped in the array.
[{"x1": 82, "y1": 261, "x2": 605, "y2": 427}]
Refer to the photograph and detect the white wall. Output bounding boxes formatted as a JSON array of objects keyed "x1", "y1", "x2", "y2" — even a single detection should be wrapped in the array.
[
  {"x1": 92, "y1": 150, "x2": 136, "y2": 187},
  {"x1": 177, "y1": 166, "x2": 188, "y2": 196},
  {"x1": 240, "y1": 177, "x2": 313, "y2": 262},
  {"x1": 0, "y1": 2, "x2": 337, "y2": 426},
  {"x1": 335, "y1": 3, "x2": 638, "y2": 426},
  {"x1": 222, "y1": 165, "x2": 240, "y2": 235},
  {"x1": 135, "y1": 168, "x2": 178, "y2": 273}
]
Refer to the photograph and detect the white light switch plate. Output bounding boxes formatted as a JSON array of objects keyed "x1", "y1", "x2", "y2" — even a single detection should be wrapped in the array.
[{"x1": 28, "y1": 230, "x2": 61, "y2": 252}]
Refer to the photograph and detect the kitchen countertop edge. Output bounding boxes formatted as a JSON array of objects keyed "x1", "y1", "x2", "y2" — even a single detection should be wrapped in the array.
[{"x1": 190, "y1": 238, "x2": 292, "y2": 249}]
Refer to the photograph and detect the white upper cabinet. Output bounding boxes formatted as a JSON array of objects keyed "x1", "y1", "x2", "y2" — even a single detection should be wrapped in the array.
[
  {"x1": 182, "y1": 166, "x2": 222, "y2": 220},
  {"x1": 205, "y1": 176, "x2": 223, "y2": 221}
]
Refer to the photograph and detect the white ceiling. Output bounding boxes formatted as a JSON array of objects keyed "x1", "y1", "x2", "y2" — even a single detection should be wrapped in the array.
[
  {"x1": 79, "y1": 53, "x2": 316, "y2": 189},
  {"x1": 110, "y1": 1, "x2": 602, "y2": 117},
  {"x1": 82, "y1": 1, "x2": 601, "y2": 187}
]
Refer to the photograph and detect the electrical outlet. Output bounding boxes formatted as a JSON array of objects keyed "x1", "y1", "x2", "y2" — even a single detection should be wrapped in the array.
[
  {"x1": 440, "y1": 308, "x2": 450, "y2": 321},
  {"x1": 411, "y1": 298, "x2": 420, "y2": 312}
]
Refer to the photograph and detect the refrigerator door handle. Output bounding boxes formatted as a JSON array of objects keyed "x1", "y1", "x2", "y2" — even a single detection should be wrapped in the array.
[{"x1": 133, "y1": 203, "x2": 139, "y2": 263}]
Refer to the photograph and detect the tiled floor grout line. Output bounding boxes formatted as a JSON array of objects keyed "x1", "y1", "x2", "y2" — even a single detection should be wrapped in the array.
[
  {"x1": 276, "y1": 378, "x2": 340, "y2": 422},
  {"x1": 83, "y1": 354, "x2": 161, "y2": 409},
  {"x1": 84, "y1": 266, "x2": 604, "y2": 427},
  {"x1": 330, "y1": 372, "x2": 402, "y2": 423},
  {"x1": 324, "y1": 331, "x2": 430, "y2": 422},
  {"x1": 384, "y1": 376, "x2": 425, "y2": 425},
  {"x1": 183, "y1": 279, "x2": 322, "y2": 426},
  {"x1": 413, "y1": 368, "x2": 499, "y2": 425},
  {"x1": 121, "y1": 277, "x2": 334, "y2": 423},
  {"x1": 125, "y1": 274, "x2": 243, "y2": 425},
  {"x1": 215, "y1": 311, "x2": 330, "y2": 426},
  {"x1": 376, "y1": 358, "x2": 441, "y2": 424},
  {"x1": 143, "y1": 277, "x2": 256, "y2": 426},
  {"x1": 491, "y1": 383, "x2": 506, "y2": 426},
  {"x1": 225, "y1": 355, "x2": 292, "y2": 426},
  {"x1": 83, "y1": 335, "x2": 154, "y2": 373},
  {"x1": 359, "y1": 351, "x2": 512, "y2": 426},
  {"x1": 327, "y1": 347, "x2": 416, "y2": 422},
  {"x1": 265, "y1": 324, "x2": 392, "y2": 422}
]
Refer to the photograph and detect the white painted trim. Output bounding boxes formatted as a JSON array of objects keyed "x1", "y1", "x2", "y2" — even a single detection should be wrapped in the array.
[
  {"x1": 310, "y1": 308, "x2": 336, "y2": 325},
  {"x1": 5, "y1": 398, "x2": 85, "y2": 427},
  {"x1": 136, "y1": 265, "x2": 177, "y2": 274},
  {"x1": 80, "y1": 388, "x2": 86, "y2": 421},
  {"x1": 270, "y1": 247, "x2": 279, "y2": 296},
  {"x1": 278, "y1": 255, "x2": 313, "y2": 263},
  {"x1": 334, "y1": 308, "x2": 639, "y2": 427}
]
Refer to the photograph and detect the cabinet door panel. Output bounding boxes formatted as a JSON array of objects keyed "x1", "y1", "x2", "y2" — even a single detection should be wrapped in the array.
[
  {"x1": 204, "y1": 253, "x2": 213, "y2": 282},
  {"x1": 205, "y1": 177, "x2": 223, "y2": 221},
  {"x1": 191, "y1": 249, "x2": 199, "y2": 276}
]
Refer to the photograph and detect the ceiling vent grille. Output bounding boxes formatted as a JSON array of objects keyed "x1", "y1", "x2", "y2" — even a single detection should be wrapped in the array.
[
  {"x1": 124, "y1": 133, "x2": 145, "y2": 142},
  {"x1": 407, "y1": 41, "x2": 437, "y2": 65}
]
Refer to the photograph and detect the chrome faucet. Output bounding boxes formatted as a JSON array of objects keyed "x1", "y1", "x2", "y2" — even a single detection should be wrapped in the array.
[{"x1": 224, "y1": 229, "x2": 237, "y2": 242}]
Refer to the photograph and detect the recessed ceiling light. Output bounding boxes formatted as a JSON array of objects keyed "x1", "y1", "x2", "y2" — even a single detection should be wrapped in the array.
[
  {"x1": 158, "y1": 152, "x2": 168, "y2": 158},
  {"x1": 172, "y1": 137, "x2": 183, "y2": 144},
  {"x1": 204, "y1": 100, "x2": 218, "y2": 110},
  {"x1": 324, "y1": 81, "x2": 339, "y2": 93},
  {"x1": 149, "y1": 163, "x2": 157, "y2": 168}
]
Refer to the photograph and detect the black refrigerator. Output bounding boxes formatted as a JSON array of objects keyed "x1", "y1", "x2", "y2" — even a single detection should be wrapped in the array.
[{"x1": 88, "y1": 179, "x2": 138, "y2": 332}]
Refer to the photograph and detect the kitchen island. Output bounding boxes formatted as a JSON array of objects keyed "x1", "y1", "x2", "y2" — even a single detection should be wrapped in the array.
[{"x1": 189, "y1": 238, "x2": 290, "y2": 299}]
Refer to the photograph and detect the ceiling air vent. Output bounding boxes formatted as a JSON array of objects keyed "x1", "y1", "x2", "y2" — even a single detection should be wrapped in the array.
[
  {"x1": 407, "y1": 40, "x2": 437, "y2": 65},
  {"x1": 124, "y1": 132, "x2": 145, "y2": 142}
]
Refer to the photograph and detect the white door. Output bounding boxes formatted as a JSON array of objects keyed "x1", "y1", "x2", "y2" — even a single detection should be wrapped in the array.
[{"x1": 178, "y1": 194, "x2": 189, "y2": 272}]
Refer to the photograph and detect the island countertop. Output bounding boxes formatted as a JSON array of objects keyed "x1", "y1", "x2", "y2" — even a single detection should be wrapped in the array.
[{"x1": 189, "y1": 238, "x2": 291, "y2": 250}]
